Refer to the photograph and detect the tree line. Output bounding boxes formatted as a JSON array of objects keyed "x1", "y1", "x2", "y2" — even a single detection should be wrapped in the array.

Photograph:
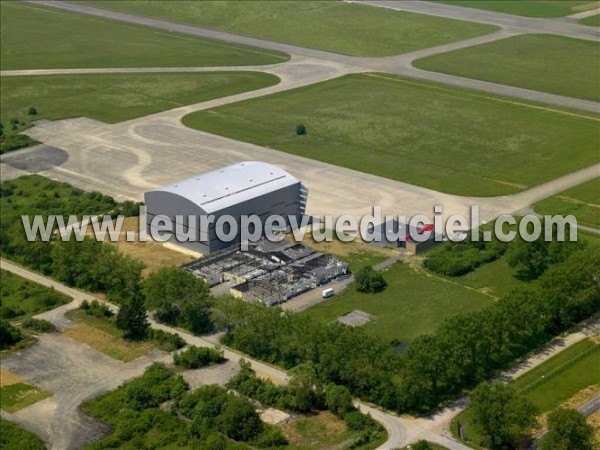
[{"x1": 217, "y1": 243, "x2": 599, "y2": 414}]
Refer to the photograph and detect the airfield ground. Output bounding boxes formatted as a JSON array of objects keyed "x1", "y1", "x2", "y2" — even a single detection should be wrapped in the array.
[
  {"x1": 72, "y1": 0, "x2": 497, "y2": 57},
  {"x1": 534, "y1": 177, "x2": 600, "y2": 229},
  {"x1": 439, "y1": 1, "x2": 599, "y2": 18},
  {"x1": 1, "y1": 72, "x2": 279, "y2": 124},
  {"x1": 414, "y1": 34, "x2": 600, "y2": 101},
  {"x1": 184, "y1": 72, "x2": 599, "y2": 196},
  {"x1": 0, "y1": 1, "x2": 287, "y2": 69}
]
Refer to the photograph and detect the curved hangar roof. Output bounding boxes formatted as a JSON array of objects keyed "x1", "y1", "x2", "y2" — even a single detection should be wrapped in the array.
[{"x1": 150, "y1": 162, "x2": 300, "y2": 214}]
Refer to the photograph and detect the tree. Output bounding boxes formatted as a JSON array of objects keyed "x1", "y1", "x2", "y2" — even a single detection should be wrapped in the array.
[
  {"x1": 116, "y1": 294, "x2": 149, "y2": 340},
  {"x1": 28, "y1": 107, "x2": 37, "y2": 116},
  {"x1": 325, "y1": 384, "x2": 353, "y2": 416},
  {"x1": 288, "y1": 361, "x2": 323, "y2": 412},
  {"x1": 143, "y1": 267, "x2": 212, "y2": 333},
  {"x1": 355, "y1": 266, "x2": 387, "y2": 293},
  {"x1": 296, "y1": 123, "x2": 307, "y2": 135},
  {"x1": 539, "y1": 408, "x2": 595, "y2": 450},
  {"x1": 216, "y1": 396, "x2": 263, "y2": 441},
  {"x1": 470, "y1": 382, "x2": 537, "y2": 449},
  {"x1": 506, "y1": 236, "x2": 549, "y2": 280}
]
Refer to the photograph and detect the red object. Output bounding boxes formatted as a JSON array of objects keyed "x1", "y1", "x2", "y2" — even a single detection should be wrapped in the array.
[{"x1": 418, "y1": 224, "x2": 434, "y2": 234}]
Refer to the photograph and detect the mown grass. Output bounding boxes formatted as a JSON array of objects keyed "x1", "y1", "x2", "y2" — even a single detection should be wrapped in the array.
[
  {"x1": 183, "y1": 73, "x2": 600, "y2": 197},
  {"x1": 436, "y1": 254, "x2": 531, "y2": 298},
  {"x1": 511, "y1": 338, "x2": 600, "y2": 413},
  {"x1": 439, "y1": 1, "x2": 599, "y2": 18},
  {"x1": 414, "y1": 34, "x2": 600, "y2": 101},
  {"x1": 74, "y1": 0, "x2": 497, "y2": 57},
  {"x1": 580, "y1": 13, "x2": 600, "y2": 26},
  {"x1": 0, "y1": 1, "x2": 287, "y2": 70},
  {"x1": 0, "y1": 383, "x2": 51, "y2": 412},
  {"x1": 302, "y1": 261, "x2": 492, "y2": 343},
  {"x1": 534, "y1": 177, "x2": 600, "y2": 229},
  {"x1": 1, "y1": 72, "x2": 279, "y2": 126}
]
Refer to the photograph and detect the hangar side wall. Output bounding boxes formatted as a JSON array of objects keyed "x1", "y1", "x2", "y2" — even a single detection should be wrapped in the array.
[{"x1": 144, "y1": 184, "x2": 304, "y2": 254}]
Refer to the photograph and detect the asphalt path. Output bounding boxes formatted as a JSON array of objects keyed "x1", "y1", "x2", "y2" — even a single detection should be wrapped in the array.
[{"x1": 2, "y1": 259, "x2": 598, "y2": 450}]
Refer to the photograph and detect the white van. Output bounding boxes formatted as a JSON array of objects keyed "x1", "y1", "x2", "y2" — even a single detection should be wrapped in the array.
[{"x1": 322, "y1": 288, "x2": 335, "y2": 298}]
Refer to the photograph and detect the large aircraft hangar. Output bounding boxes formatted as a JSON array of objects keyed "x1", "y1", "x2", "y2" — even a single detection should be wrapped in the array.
[{"x1": 144, "y1": 161, "x2": 308, "y2": 254}]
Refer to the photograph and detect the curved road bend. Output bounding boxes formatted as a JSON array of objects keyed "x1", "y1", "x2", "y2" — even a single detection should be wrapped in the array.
[
  {"x1": 0, "y1": 259, "x2": 407, "y2": 449},
  {"x1": 2, "y1": 259, "x2": 598, "y2": 449}
]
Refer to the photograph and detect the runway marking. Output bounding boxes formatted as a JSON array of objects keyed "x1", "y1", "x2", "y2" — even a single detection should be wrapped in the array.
[{"x1": 364, "y1": 73, "x2": 600, "y2": 122}]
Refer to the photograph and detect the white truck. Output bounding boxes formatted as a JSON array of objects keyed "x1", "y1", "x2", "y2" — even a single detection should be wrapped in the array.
[{"x1": 321, "y1": 288, "x2": 335, "y2": 298}]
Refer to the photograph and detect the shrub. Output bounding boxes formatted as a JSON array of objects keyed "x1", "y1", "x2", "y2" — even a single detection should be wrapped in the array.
[
  {"x1": 81, "y1": 299, "x2": 113, "y2": 318},
  {"x1": 296, "y1": 123, "x2": 307, "y2": 135},
  {"x1": 355, "y1": 266, "x2": 387, "y2": 293},
  {"x1": 0, "y1": 320, "x2": 22, "y2": 350},
  {"x1": 21, "y1": 318, "x2": 56, "y2": 333},
  {"x1": 28, "y1": 107, "x2": 37, "y2": 116},
  {"x1": 148, "y1": 329, "x2": 185, "y2": 351},
  {"x1": 173, "y1": 345, "x2": 225, "y2": 369},
  {"x1": 254, "y1": 425, "x2": 288, "y2": 448}
]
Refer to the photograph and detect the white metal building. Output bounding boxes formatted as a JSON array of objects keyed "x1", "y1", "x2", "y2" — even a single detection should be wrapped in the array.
[{"x1": 144, "y1": 162, "x2": 308, "y2": 254}]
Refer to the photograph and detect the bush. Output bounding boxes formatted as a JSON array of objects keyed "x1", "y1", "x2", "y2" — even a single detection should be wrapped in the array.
[
  {"x1": 296, "y1": 123, "x2": 307, "y2": 135},
  {"x1": 254, "y1": 425, "x2": 288, "y2": 448},
  {"x1": 148, "y1": 329, "x2": 185, "y2": 352},
  {"x1": 21, "y1": 318, "x2": 56, "y2": 333},
  {"x1": 423, "y1": 234, "x2": 506, "y2": 277},
  {"x1": 173, "y1": 345, "x2": 225, "y2": 369},
  {"x1": 80, "y1": 299, "x2": 113, "y2": 318},
  {"x1": 0, "y1": 320, "x2": 22, "y2": 350},
  {"x1": 28, "y1": 107, "x2": 37, "y2": 116},
  {"x1": 355, "y1": 266, "x2": 387, "y2": 293}
]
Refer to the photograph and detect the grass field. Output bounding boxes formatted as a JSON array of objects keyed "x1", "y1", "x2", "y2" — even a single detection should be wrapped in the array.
[
  {"x1": 434, "y1": 254, "x2": 530, "y2": 298},
  {"x1": 534, "y1": 177, "x2": 600, "y2": 229},
  {"x1": 282, "y1": 411, "x2": 355, "y2": 450},
  {"x1": 0, "y1": 1, "x2": 287, "y2": 70},
  {"x1": 76, "y1": 0, "x2": 497, "y2": 57},
  {"x1": 439, "y1": 1, "x2": 599, "y2": 17},
  {"x1": 1, "y1": 270, "x2": 71, "y2": 321},
  {"x1": 183, "y1": 73, "x2": 600, "y2": 197},
  {"x1": 414, "y1": 34, "x2": 600, "y2": 101},
  {"x1": 453, "y1": 338, "x2": 600, "y2": 447},
  {"x1": 302, "y1": 261, "x2": 492, "y2": 343},
  {"x1": 0, "y1": 370, "x2": 52, "y2": 413},
  {"x1": 580, "y1": 13, "x2": 600, "y2": 26},
  {"x1": 1, "y1": 72, "x2": 279, "y2": 126},
  {"x1": 64, "y1": 309, "x2": 153, "y2": 361},
  {"x1": 511, "y1": 338, "x2": 600, "y2": 413}
]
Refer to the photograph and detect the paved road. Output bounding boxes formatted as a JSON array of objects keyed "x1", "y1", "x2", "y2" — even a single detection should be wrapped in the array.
[
  {"x1": 0, "y1": 259, "x2": 406, "y2": 449},
  {"x1": 579, "y1": 393, "x2": 600, "y2": 417},
  {"x1": 3, "y1": 259, "x2": 598, "y2": 450},
  {"x1": 21, "y1": 0, "x2": 600, "y2": 113},
  {"x1": 349, "y1": 0, "x2": 600, "y2": 41}
]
